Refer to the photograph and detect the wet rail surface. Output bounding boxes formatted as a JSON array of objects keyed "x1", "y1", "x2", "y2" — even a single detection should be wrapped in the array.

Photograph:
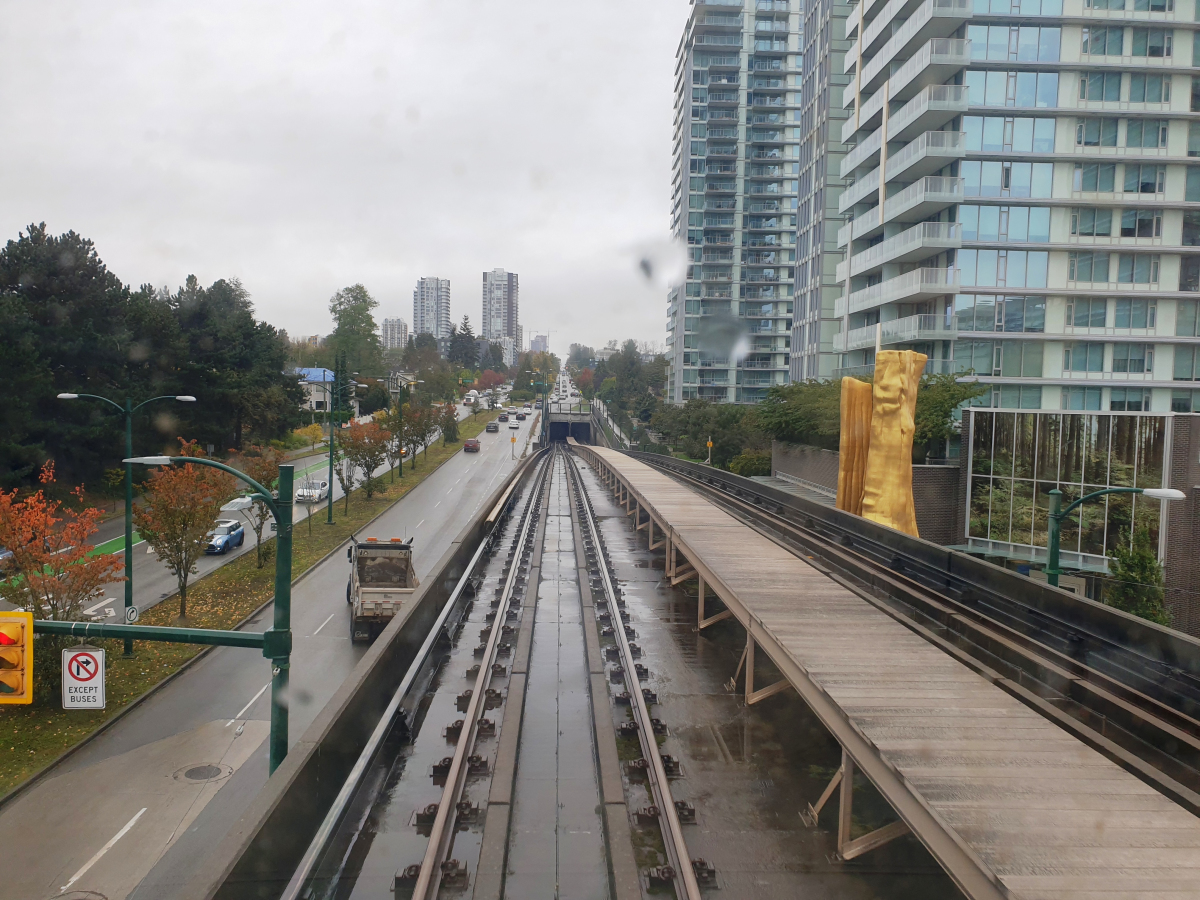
[{"x1": 288, "y1": 445, "x2": 963, "y2": 899}]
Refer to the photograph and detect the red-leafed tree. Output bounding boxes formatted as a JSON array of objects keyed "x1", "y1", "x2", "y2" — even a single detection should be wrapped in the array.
[
  {"x1": 477, "y1": 369, "x2": 505, "y2": 391},
  {"x1": 341, "y1": 421, "x2": 390, "y2": 501},
  {"x1": 133, "y1": 440, "x2": 236, "y2": 620}
]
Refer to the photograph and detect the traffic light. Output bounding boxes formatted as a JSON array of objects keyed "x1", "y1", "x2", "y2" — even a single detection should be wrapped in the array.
[{"x1": 0, "y1": 611, "x2": 33, "y2": 704}]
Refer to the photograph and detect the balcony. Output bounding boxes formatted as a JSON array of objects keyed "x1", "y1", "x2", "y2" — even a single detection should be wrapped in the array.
[
  {"x1": 838, "y1": 166, "x2": 881, "y2": 214},
  {"x1": 888, "y1": 39, "x2": 971, "y2": 103},
  {"x1": 833, "y1": 358, "x2": 956, "y2": 378},
  {"x1": 696, "y1": 34, "x2": 743, "y2": 48},
  {"x1": 741, "y1": 358, "x2": 786, "y2": 369},
  {"x1": 706, "y1": 146, "x2": 737, "y2": 156},
  {"x1": 706, "y1": 199, "x2": 737, "y2": 210},
  {"x1": 832, "y1": 313, "x2": 958, "y2": 352},
  {"x1": 857, "y1": 0, "x2": 971, "y2": 95},
  {"x1": 861, "y1": 0, "x2": 940, "y2": 55},
  {"x1": 709, "y1": 109, "x2": 740, "y2": 121},
  {"x1": 885, "y1": 130, "x2": 965, "y2": 183},
  {"x1": 888, "y1": 84, "x2": 969, "y2": 143},
  {"x1": 747, "y1": 201, "x2": 781, "y2": 213},
  {"x1": 706, "y1": 181, "x2": 737, "y2": 192},
  {"x1": 884, "y1": 175, "x2": 963, "y2": 226},
  {"x1": 840, "y1": 127, "x2": 884, "y2": 179},
  {"x1": 750, "y1": 148, "x2": 784, "y2": 160},
  {"x1": 838, "y1": 221, "x2": 961, "y2": 281},
  {"x1": 702, "y1": 251, "x2": 734, "y2": 262},
  {"x1": 835, "y1": 266, "x2": 960, "y2": 316}
]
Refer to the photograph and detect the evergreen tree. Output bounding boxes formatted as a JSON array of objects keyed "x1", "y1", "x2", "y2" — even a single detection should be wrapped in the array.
[
  {"x1": 1105, "y1": 526, "x2": 1170, "y2": 625},
  {"x1": 328, "y1": 284, "x2": 383, "y2": 374},
  {"x1": 449, "y1": 315, "x2": 477, "y2": 369}
]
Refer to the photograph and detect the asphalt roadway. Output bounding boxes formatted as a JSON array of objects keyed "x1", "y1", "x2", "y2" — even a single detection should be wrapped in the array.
[{"x1": 0, "y1": 411, "x2": 537, "y2": 900}]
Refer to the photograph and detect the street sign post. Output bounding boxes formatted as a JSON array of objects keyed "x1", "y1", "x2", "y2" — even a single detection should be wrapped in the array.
[{"x1": 62, "y1": 646, "x2": 106, "y2": 710}]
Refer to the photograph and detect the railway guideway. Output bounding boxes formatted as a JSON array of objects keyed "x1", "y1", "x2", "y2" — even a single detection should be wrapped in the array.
[{"x1": 570, "y1": 439, "x2": 1200, "y2": 900}]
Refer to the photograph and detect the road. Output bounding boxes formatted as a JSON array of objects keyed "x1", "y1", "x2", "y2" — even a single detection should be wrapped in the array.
[
  {"x1": 0, "y1": 410, "x2": 537, "y2": 900},
  {"x1": 0, "y1": 408, "x2": 479, "y2": 621}
]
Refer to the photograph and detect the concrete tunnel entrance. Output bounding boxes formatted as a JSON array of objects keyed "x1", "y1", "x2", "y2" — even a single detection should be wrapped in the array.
[{"x1": 548, "y1": 421, "x2": 592, "y2": 443}]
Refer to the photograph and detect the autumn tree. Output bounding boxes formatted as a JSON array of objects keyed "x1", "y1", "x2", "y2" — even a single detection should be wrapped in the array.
[
  {"x1": 234, "y1": 444, "x2": 284, "y2": 569},
  {"x1": 440, "y1": 403, "x2": 460, "y2": 445},
  {"x1": 298, "y1": 423, "x2": 325, "y2": 450},
  {"x1": 383, "y1": 406, "x2": 406, "y2": 480},
  {"x1": 133, "y1": 440, "x2": 235, "y2": 620},
  {"x1": 403, "y1": 405, "x2": 430, "y2": 469},
  {"x1": 342, "y1": 421, "x2": 390, "y2": 500}
]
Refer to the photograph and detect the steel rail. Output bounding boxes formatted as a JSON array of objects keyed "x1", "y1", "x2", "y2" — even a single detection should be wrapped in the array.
[
  {"x1": 640, "y1": 455, "x2": 1200, "y2": 813},
  {"x1": 275, "y1": 469, "x2": 526, "y2": 900},
  {"x1": 564, "y1": 452, "x2": 702, "y2": 900},
  {"x1": 410, "y1": 451, "x2": 553, "y2": 900}
]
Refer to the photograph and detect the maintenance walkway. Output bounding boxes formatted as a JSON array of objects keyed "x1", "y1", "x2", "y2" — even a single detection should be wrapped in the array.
[{"x1": 570, "y1": 441, "x2": 1200, "y2": 900}]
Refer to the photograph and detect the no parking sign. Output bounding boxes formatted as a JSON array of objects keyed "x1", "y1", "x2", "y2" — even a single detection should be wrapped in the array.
[{"x1": 62, "y1": 646, "x2": 106, "y2": 709}]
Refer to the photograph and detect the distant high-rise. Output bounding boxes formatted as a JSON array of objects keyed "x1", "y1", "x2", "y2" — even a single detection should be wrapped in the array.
[
  {"x1": 530, "y1": 334, "x2": 549, "y2": 354},
  {"x1": 413, "y1": 277, "x2": 451, "y2": 339},
  {"x1": 381, "y1": 317, "x2": 409, "y2": 350},
  {"x1": 482, "y1": 269, "x2": 520, "y2": 351},
  {"x1": 665, "y1": 0, "x2": 802, "y2": 404}
]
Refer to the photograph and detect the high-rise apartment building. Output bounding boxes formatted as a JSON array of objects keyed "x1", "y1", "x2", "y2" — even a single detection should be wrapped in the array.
[
  {"x1": 793, "y1": 0, "x2": 853, "y2": 380},
  {"x1": 413, "y1": 277, "x2": 451, "y2": 339},
  {"x1": 834, "y1": 0, "x2": 1200, "y2": 413},
  {"x1": 482, "y1": 269, "x2": 521, "y2": 351},
  {"x1": 381, "y1": 317, "x2": 409, "y2": 350},
  {"x1": 665, "y1": 0, "x2": 803, "y2": 404},
  {"x1": 530, "y1": 333, "x2": 549, "y2": 354}
]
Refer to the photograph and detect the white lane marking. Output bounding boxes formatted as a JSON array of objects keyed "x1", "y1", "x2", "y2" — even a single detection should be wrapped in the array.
[
  {"x1": 313, "y1": 612, "x2": 336, "y2": 635},
  {"x1": 83, "y1": 597, "x2": 116, "y2": 615},
  {"x1": 447, "y1": 487, "x2": 454, "y2": 494},
  {"x1": 456, "y1": 478, "x2": 461, "y2": 484},
  {"x1": 435, "y1": 501, "x2": 441, "y2": 508},
  {"x1": 416, "y1": 519, "x2": 425, "y2": 529},
  {"x1": 225, "y1": 682, "x2": 271, "y2": 726},
  {"x1": 60, "y1": 807, "x2": 147, "y2": 892}
]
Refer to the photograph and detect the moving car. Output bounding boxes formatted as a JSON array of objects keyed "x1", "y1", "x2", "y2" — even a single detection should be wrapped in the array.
[
  {"x1": 486, "y1": 421, "x2": 500, "y2": 433},
  {"x1": 205, "y1": 519, "x2": 245, "y2": 554},
  {"x1": 516, "y1": 412, "x2": 526, "y2": 420},
  {"x1": 508, "y1": 420, "x2": 520, "y2": 429},
  {"x1": 295, "y1": 480, "x2": 330, "y2": 503},
  {"x1": 463, "y1": 438, "x2": 480, "y2": 452},
  {"x1": 498, "y1": 413, "x2": 509, "y2": 422}
]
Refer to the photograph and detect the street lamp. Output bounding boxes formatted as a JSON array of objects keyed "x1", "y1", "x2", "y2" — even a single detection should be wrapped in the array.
[
  {"x1": 1045, "y1": 486, "x2": 1186, "y2": 587},
  {"x1": 128, "y1": 455, "x2": 294, "y2": 774},
  {"x1": 57, "y1": 392, "x2": 196, "y2": 656}
]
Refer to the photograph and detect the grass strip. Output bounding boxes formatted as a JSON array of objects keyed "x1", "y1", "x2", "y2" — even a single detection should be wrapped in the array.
[{"x1": 0, "y1": 411, "x2": 498, "y2": 796}]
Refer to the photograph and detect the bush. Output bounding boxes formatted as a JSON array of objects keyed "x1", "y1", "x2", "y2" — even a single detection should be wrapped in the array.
[{"x1": 729, "y1": 450, "x2": 771, "y2": 477}]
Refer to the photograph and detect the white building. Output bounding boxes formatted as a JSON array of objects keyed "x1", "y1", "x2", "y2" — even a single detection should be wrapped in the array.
[
  {"x1": 413, "y1": 277, "x2": 451, "y2": 339},
  {"x1": 381, "y1": 317, "x2": 409, "y2": 350},
  {"x1": 665, "y1": 0, "x2": 802, "y2": 404},
  {"x1": 482, "y1": 269, "x2": 521, "y2": 350},
  {"x1": 831, "y1": 0, "x2": 1200, "y2": 414}
]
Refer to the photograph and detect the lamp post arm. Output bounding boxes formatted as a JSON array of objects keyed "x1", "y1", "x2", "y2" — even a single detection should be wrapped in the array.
[
  {"x1": 1055, "y1": 487, "x2": 1143, "y2": 522},
  {"x1": 132, "y1": 395, "x2": 186, "y2": 413},
  {"x1": 71, "y1": 393, "x2": 126, "y2": 413},
  {"x1": 164, "y1": 456, "x2": 281, "y2": 521}
]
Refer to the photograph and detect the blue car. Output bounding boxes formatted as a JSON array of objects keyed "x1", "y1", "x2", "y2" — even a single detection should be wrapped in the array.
[{"x1": 205, "y1": 519, "x2": 246, "y2": 554}]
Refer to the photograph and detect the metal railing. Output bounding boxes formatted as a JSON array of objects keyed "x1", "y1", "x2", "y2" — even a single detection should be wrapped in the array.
[
  {"x1": 833, "y1": 313, "x2": 958, "y2": 352},
  {"x1": 837, "y1": 266, "x2": 960, "y2": 316},
  {"x1": 886, "y1": 130, "x2": 966, "y2": 180},
  {"x1": 888, "y1": 84, "x2": 969, "y2": 138},
  {"x1": 884, "y1": 174, "x2": 964, "y2": 221},
  {"x1": 888, "y1": 38, "x2": 971, "y2": 98},
  {"x1": 840, "y1": 221, "x2": 961, "y2": 280}
]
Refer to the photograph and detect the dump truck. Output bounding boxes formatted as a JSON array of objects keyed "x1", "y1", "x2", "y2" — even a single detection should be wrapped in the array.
[{"x1": 347, "y1": 536, "x2": 419, "y2": 643}]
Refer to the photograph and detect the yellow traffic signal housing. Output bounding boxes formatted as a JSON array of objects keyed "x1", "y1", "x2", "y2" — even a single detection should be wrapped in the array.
[{"x1": 0, "y1": 611, "x2": 33, "y2": 705}]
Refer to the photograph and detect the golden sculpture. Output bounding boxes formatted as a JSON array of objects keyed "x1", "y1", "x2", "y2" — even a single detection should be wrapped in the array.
[{"x1": 836, "y1": 349, "x2": 926, "y2": 538}]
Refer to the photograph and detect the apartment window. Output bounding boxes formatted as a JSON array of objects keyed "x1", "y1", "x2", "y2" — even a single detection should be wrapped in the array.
[
  {"x1": 1064, "y1": 342, "x2": 1105, "y2": 371},
  {"x1": 1185, "y1": 212, "x2": 1200, "y2": 247},
  {"x1": 1123, "y1": 164, "x2": 1166, "y2": 193},
  {"x1": 992, "y1": 385, "x2": 1044, "y2": 409},
  {"x1": 1172, "y1": 389, "x2": 1200, "y2": 412},
  {"x1": 1062, "y1": 386, "x2": 1103, "y2": 410},
  {"x1": 1074, "y1": 162, "x2": 1117, "y2": 192},
  {"x1": 1068, "y1": 297, "x2": 1108, "y2": 327},
  {"x1": 957, "y1": 249, "x2": 1049, "y2": 287},
  {"x1": 1115, "y1": 298, "x2": 1156, "y2": 328},
  {"x1": 965, "y1": 71, "x2": 1059, "y2": 108},
  {"x1": 1131, "y1": 28, "x2": 1172, "y2": 58},
  {"x1": 691, "y1": 124, "x2": 707, "y2": 138},
  {"x1": 1082, "y1": 27, "x2": 1123, "y2": 55},
  {"x1": 1129, "y1": 74, "x2": 1171, "y2": 103},
  {"x1": 1111, "y1": 343, "x2": 1153, "y2": 373},
  {"x1": 688, "y1": 212, "x2": 703, "y2": 227},
  {"x1": 953, "y1": 340, "x2": 1042, "y2": 376},
  {"x1": 1069, "y1": 251, "x2": 1110, "y2": 282},
  {"x1": 976, "y1": 0, "x2": 1062, "y2": 13},
  {"x1": 1079, "y1": 72, "x2": 1122, "y2": 102},
  {"x1": 960, "y1": 205, "x2": 1051, "y2": 242},
  {"x1": 1117, "y1": 253, "x2": 1159, "y2": 283},
  {"x1": 1189, "y1": 168, "x2": 1200, "y2": 202},
  {"x1": 1175, "y1": 345, "x2": 1200, "y2": 380},
  {"x1": 1086, "y1": 0, "x2": 1125, "y2": 8},
  {"x1": 963, "y1": 116, "x2": 1056, "y2": 152},
  {"x1": 1120, "y1": 209, "x2": 1162, "y2": 238},
  {"x1": 961, "y1": 161, "x2": 1054, "y2": 198},
  {"x1": 1071, "y1": 208, "x2": 1113, "y2": 236},
  {"x1": 1126, "y1": 120, "x2": 1169, "y2": 149},
  {"x1": 955, "y1": 294, "x2": 1046, "y2": 332},
  {"x1": 1110, "y1": 388, "x2": 1152, "y2": 411},
  {"x1": 968, "y1": 25, "x2": 1061, "y2": 61},
  {"x1": 1076, "y1": 118, "x2": 1118, "y2": 147},
  {"x1": 1179, "y1": 300, "x2": 1200, "y2": 336},
  {"x1": 1133, "y1": 0, "x2": 1173, "y2": 9}
]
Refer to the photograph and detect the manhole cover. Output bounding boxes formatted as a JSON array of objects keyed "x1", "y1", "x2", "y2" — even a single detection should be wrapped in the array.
[{"x1": 172, "y1": 762, "x2": 233, "y2": 783}]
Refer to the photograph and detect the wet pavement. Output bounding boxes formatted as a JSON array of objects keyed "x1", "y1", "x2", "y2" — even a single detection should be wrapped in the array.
[
  {"x1": 504, "y1": 453, "x2": 609, "y2": 898},
  {"x1": 572, "y1": 457, "x2": 964, "y2": 900}
]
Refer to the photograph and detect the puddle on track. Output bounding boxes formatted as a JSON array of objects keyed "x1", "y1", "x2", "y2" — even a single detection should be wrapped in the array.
[{"x1": 574, "y1": 459, "x2": 963, "y2": 900}]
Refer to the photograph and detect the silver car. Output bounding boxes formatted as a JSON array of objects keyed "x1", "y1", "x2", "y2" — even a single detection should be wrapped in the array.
[{"x1": 295, "y1": 480, "x2": 330, "y2": 503}]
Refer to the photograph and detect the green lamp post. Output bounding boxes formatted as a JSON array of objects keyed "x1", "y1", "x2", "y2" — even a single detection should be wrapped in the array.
[
  {"x1": 1044, "y1": 486, "x2": 1185, "y2": 587},
  {"x1": 127, "y1": 455, "x2": 294, "y2": 773},
  {"x1": 57, "y1": 392, "x2": 197, "y2": 656}
]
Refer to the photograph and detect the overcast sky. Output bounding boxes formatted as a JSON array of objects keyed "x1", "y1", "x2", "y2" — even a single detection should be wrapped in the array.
[{"x1": 1, "y1": 0, "x2": 690, "y2": 356}]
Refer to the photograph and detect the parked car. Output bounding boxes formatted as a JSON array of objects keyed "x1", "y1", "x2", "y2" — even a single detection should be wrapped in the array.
[
  {"x1": 295, "y1": 480, "x2": 330, "y2": 503},
  {"x1": 463, "y1": 438, "x2": 481, "y2": 452},
  {"x1": 206, "y1": 520, "x2": 246, "y2": 554},
  {"x1": 498, "y1": 414, "x2": 509, "y2": 422},
  {"x1": 508, "y1": 420, "x2": 520, "y2": 429},
  {"x1": 486, "y1": 421, "x2": 500, "y2": 433}
]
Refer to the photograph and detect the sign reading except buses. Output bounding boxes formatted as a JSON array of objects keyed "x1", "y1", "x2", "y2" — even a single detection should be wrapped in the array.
[{"x1": 62, "y1": 647, "x2": 106, "y2": 710}]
